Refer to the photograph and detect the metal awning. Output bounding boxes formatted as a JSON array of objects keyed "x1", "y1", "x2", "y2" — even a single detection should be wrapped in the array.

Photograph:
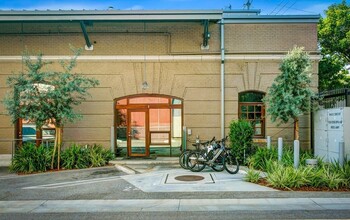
[
  {"x1": 0, "y1": 10, "x2": 320, "y2": 23},
  {"x1": 0, "y1": 10, "x2": 223, "y2": 22},
  {"x1": 0, "y1": 10, "x2": 320, "y2": 49},
  {"x1": 0, "y1": 10, "x2": 224, "y2": 50}
]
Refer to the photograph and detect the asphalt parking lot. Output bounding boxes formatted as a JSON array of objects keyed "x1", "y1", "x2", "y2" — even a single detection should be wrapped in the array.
[{"x1": 1, "y1": 159, "x2": 350, "y2": 219}]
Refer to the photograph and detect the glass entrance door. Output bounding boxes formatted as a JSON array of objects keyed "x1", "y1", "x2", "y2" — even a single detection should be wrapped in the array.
[
  {"x1": 128, "y1": 109, "x2": 149, "y2": 157},
  {"x1": 116, "y1": 95, "x2": 183, "y2": 157}
]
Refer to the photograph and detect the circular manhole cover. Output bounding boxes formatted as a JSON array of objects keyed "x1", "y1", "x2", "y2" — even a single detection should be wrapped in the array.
[{"x1": 174, "y1": 175, "x2": 205, "y2": 182}]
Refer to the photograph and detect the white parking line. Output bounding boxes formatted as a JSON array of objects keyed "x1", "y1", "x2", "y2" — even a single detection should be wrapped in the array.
[{"x1": 22, "y1": 176, "x2": 122, "y2": 189}]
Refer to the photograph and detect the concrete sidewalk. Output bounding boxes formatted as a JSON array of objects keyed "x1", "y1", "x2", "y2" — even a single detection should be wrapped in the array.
[
  {"x1": 0, "y1": 157, "x2": 350, "y2": 217},
  {"x1": 1, "y1": 198, "x2": 350, "y2": 213},
  {"x1": 110, "y1": 157, "x2": 274, "y2": 192}
]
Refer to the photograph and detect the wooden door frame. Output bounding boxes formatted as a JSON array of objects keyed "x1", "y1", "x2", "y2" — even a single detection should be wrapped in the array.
[
  {"x1": 127, "y1": 108, "x2": 150, "y2": 157},
  {"x1": 115, "y1": 94, "x2": 184, "y2": 157}
]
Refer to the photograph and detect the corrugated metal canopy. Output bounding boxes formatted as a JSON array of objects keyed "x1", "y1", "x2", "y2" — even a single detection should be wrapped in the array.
[{"x1": 0, "y1": 10, "x2": 223, "y2": 22}]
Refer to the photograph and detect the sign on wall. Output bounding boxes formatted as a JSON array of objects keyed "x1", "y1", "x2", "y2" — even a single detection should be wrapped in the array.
[{"x1": 314, "y1": 108, "x2": 350, "y2": 162}]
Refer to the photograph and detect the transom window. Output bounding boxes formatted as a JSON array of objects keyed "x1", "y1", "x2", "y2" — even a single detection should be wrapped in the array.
[{"x1": 239, "y1": 91, "x2": 265, "y2": 138}]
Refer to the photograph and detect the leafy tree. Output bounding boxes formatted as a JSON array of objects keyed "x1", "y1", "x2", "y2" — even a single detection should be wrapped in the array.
[
  {"x1": 263, "y1": 46, "x2": 313, "y2": 140},
  {"x1": 3, "y1": 48, "x2": 99, "y2": 169},
  {"x1": 318, "y1": 0, "x2": 350, "y2": 91},
  {"x1": 318, "y1": 54, "x2": 350, "y2": 91}
]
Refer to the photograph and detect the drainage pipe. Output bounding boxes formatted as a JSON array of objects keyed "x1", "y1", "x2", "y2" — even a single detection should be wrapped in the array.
[{"x1": 220, "y1": 19, "x2": 225, "y2": 138}]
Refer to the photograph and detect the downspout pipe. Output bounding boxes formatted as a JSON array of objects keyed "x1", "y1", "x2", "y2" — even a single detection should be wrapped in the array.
[
  {"x1": 220, "y1": 18, "x2": 225, "y2": 139},
  {"x1": 80, "y1": 21, "x2": 92, "y2": 48}
]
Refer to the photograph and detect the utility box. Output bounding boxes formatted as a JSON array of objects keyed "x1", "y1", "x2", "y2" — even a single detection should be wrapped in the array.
[{"x1": 314, "y1": 107, "x2": 350, "y2": 162}]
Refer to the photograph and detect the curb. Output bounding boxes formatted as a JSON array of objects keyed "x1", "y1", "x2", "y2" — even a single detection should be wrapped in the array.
[{"x1": 114, "y1": 164, "x2": 136, "y2": 175}]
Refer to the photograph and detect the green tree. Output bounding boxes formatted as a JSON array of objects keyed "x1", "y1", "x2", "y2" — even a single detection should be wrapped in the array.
[
  {"x1": 263, "y1": 46, "x2": 313, "y2": 140},
  {"x1": 318, "y1": 54, "x2": 350, "y2": 91},
  {"x1": 318, "y1": 0, "x2": 350, "y2": 91},
  {"x1": 3, "y1": 48, "x2": 99, "y2": 169}
]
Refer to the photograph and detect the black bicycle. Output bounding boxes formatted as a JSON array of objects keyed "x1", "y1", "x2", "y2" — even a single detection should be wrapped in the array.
[
  {"x1": 179, "y1": 137, "x2": 216, "y2": 170},
  {"x1": 186, "y1": 137, "x2": 239, "y2": 174}
]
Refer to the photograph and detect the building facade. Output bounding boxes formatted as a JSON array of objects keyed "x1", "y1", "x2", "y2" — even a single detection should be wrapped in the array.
[{"x1": 0, "y1": 10, "x2": 319, "y2": 157}]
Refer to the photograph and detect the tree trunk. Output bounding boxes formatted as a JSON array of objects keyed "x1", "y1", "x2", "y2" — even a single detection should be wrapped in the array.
[
  {"x1": 51, "y1": 126, "x2": 63, "y2": 169},
  {"x1": 51, "y1": 127, "x2": 58, "y2": 169},
  {"x1": 57, "y1": 127, "x2": 62, "y2": 170},
  {"x1": 36, "y1": 127, "x2": 42, "y2": 147},
  {"x1": 294, "y1": 118, "x2": 299, "y2": 140}
]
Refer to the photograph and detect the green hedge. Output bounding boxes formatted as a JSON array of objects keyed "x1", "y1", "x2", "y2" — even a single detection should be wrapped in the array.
[
  {"x1": 246, "y1": 146, "x2": 350, "y2": 190},
  {"x1": 10, "y1": 143, "x2": 52, "y2": 173},
  {"x1": 228, "y1": 119, "x2": 254, "y2": 164},
  {"x1": 10, "y1": 143, "x2": 115, "y2": 174}
]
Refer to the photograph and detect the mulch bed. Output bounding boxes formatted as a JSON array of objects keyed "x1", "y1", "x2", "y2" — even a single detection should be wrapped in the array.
[{"x1": 257, "y1": 178, "x2": 350, "y2": 192}]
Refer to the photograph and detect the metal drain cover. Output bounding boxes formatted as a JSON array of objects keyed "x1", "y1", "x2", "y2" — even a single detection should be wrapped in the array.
[
  {"x1": 174, "y1": 175, "x2": 205, "y2": 182},
  {"x1": 164, "y1": 173, "x2": 215, "y2": 184}
]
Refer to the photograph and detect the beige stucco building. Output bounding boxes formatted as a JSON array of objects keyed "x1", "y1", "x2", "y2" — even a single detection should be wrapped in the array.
[{"x1": 0, "y1": 9, "x2": 319, "y2": 157}]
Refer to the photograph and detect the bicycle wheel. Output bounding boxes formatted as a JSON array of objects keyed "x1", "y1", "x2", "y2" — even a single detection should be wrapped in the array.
[
  {"x1": 179, "y1": 151, "x2": 189, "y2": 169},
  {"x1": 187, "y1": 151, "x2": 206, "y2": 172},
  {"x1": 211, "y1": 154, "x2": 225, "y2": 172},
  {"x1": 224, "y1": 154, "x2": 239, "y2": 174}
]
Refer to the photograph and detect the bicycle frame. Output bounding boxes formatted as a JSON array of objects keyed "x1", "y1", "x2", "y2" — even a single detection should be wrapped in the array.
[{"x1": 197, "y1": 145, "x2": 225, "y2": 166}]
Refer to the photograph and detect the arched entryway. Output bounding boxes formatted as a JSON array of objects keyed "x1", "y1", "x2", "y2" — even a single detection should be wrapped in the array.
[{"x1": 115, "y1": 95, "x2": 183, "y2": 158}]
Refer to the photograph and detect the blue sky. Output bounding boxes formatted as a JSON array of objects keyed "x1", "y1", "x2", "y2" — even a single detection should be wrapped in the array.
[{"x1": 0, "y1": 0, "x2": 343, "y2": 16}]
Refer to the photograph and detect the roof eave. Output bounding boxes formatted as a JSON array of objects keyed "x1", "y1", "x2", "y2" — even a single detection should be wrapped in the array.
[
  {"x1": 0, "y1": 10, "x2": 223, "y2": 22},
  {"x1": 223, "y1": 15, "x2": 320, "y2": 24}
]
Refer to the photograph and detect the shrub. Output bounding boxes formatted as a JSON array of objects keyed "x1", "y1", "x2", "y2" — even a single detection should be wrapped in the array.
[
  {"x1": 61, "y1": 144, "x2": 115, "y2": 169},
  {"x1": 322, "y1": 166, "x2": 345, "y2": 190},
  {"x1": 88, "y1": 144, "x2": 114, "y2": 166},
  {"x1": 339, "y1": 161, "x2": 350, "y2": 187},
  {"x1": 244, "y1": 169, "x2": 261, "y2": 183},
  {"x1": 322, "y1": 163, "x2": 349, "y2": 189},
  {"x1": 299, "y1": 150, "x2": 314, "y2": 166},
  {"x1": 11, "y1": 143, "x2": 115, "y2": 173},
  {"x1": 247, "y1": 147, "x2": 277, "y2": 171},
  {"x1": 88, "y1": 144, "x2": 108, "y2": 167},
  {"x1": 10, "y1": 143, "x2": 52, "y2": 173},
  {"x1": 266, "y1": 162, "x2": 309, "y2": 189},
  {"x1": 304, "y1": 167, "x2": 328, "y2": 188},
  {"x1": 248, "y1": 144, "x2": 350, "y2": 190},
  {"x1": 248, "y1": 146, "x2": 318, "y2": 172},
  {"x1": 61, "y1": 144, "x2": 90, "y2": 169},
  {"x1": 229, "y1": 119, "x2": 254, "y2": 164}
]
